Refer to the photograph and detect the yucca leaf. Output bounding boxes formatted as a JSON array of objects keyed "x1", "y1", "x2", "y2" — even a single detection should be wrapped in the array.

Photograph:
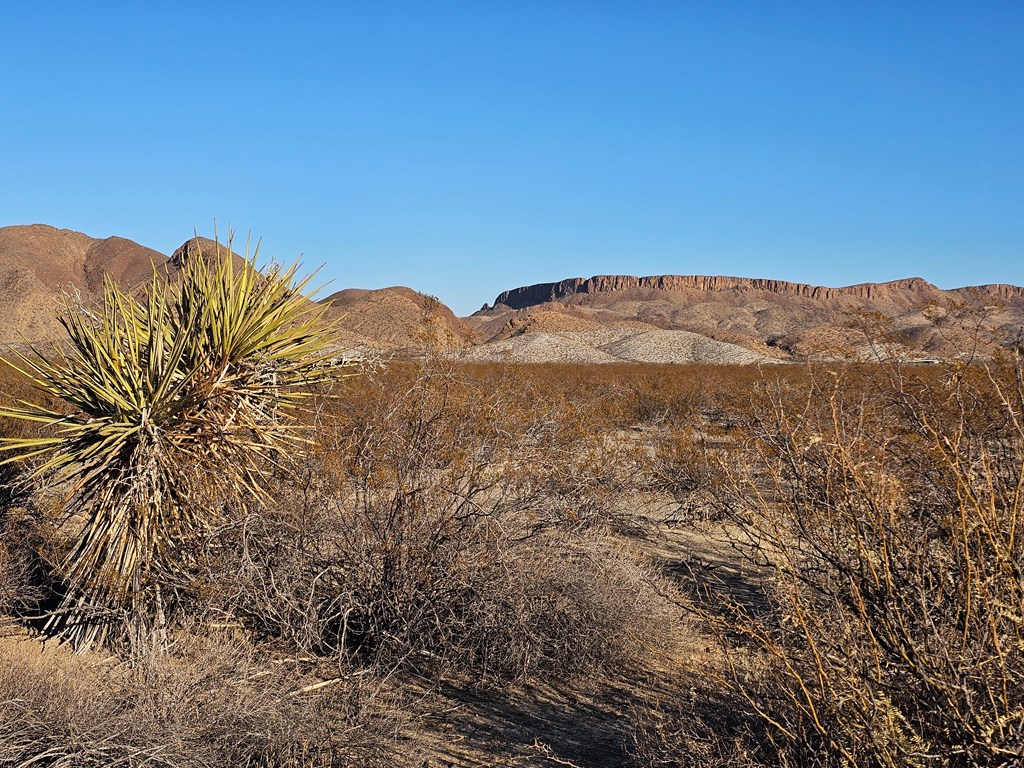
[{"x1": 0, "y1": 230, "x2": 360, "y2": 649}]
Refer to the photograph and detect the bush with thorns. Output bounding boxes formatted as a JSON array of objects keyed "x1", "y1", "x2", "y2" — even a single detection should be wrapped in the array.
[{"x1": 196, "y1": 361, "x2": 675, "y2": 682}]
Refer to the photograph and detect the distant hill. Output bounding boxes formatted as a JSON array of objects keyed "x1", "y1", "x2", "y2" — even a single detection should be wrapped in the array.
[
  {"x1": 0, "y1": 224, "x2": 165, "y2": 343},
  {"x1": 320, "y1": 286, "x2": 477, "y2": 355},
  {"x1": 165, "y1": 240, "x2": 479, "y2": 355},
  {"x1": 3, "y1": 225, "x2": 1022, "y2": 362},
  {"x1": 468, "y1": 274, "x2": 1024, "y2": 361},
  {"x1": 166, "y1": 236, "x2": 251, "y2": 276},
  {"x1": 460, "y1": 327, "x2": 768, "y2": 364},
  {"x1": 0, "y1": 225, "x2": 472, "y2": 356}
]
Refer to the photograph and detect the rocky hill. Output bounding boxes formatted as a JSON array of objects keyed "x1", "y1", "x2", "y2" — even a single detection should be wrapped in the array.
[
  {"x1": 166, "y1": 236, "x2": 250, "y2": 275},
  {"x1": 3, "y1": 225, "x2": 1022, "y2": 363},
  {"x1": 320, "y1": 286, "x2": 477, "y2": 356},
  {"x1": 0, "y1": 225, "x2": 472, "y2": 356},
  {"x1": 469, "y1": 274, "x2": 1024, "y2": 361},
  {"x1": 0, "y1": 225, "x2": 165, "y2": 343},
  {"x1": 460, "y1": 327, "x2": 768, "y2": 364}
]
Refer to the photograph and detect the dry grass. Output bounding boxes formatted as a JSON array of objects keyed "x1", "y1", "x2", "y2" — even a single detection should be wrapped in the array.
[
  {"x1": 0, "y1": 633, "x2": 394, "y2": 767},
  {"x1": 3, "y1": 330, "x2": 1021, "y2": 766}
]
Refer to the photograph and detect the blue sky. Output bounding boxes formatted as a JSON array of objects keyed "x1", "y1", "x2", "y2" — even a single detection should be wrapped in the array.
[{"x1": 2, "y1": 2, "x2": 1021, "y2": 314}]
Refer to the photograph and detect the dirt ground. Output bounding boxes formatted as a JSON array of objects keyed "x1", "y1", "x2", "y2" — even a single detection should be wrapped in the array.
[{"x1": 399, "y1": 497, "x2": 758, "y2": 768}]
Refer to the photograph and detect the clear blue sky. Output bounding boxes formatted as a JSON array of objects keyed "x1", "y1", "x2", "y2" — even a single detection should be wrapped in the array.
[{"x1": 2, "y1": 2, "x2": 1021, "y2": 314}]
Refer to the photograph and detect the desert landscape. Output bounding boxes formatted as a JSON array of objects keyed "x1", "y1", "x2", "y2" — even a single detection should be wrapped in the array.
[
  {"x1": 0, "y1": 225, "x2": 1021, "y2": 766},
  {"x1": 4, "y1": 0, "x2": 1021, "y2": 763}
]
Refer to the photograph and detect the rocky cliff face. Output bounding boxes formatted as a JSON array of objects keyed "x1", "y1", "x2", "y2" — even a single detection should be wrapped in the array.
[
  {"x1": 489, "y1": 275, "x2": 947, "y2": 310},
  {"x1": 956, "y1": 284, "x2": 1024, "y2": 302},
  {"x1": 468, "y1": 272, "x2": 1024, "y2": 361}
]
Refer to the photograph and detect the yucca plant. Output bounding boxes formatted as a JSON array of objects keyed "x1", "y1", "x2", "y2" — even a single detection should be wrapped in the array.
[{"x1": 0, "y1": 235, "x2": 359, "y2": 649}]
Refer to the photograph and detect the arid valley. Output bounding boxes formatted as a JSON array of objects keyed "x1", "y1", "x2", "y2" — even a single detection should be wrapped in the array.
[{"x1": 0, "y1": 224, "x2": 1021, "y2": 766}]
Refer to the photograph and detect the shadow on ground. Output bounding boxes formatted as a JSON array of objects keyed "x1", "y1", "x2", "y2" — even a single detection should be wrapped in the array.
[{"x1": 403, "y1": 671, "x2": 670, "y2": 768}]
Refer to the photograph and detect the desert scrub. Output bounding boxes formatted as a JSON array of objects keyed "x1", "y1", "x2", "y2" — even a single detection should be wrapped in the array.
[
  {"x1": 656, "y1": 359, "x2": 1024, "y2": 767},
  {"x1": 0, "y1": 235, "x2": 358, "y2": 649},
  {"x1": 198, "y1": 361, "x2": 678, "y2": 683}
]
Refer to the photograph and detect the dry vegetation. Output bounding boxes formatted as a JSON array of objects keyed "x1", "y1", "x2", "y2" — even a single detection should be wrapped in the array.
[
  {"x1": 0, "y1": 252, "x2": 1021, "y2": 766},
  {"x1": 629, "y1": 358, "x2": 1024, "y2": 767}
]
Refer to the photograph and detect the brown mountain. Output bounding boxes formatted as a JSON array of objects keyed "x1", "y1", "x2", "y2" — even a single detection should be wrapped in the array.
[
  {"x1": 0, "y1": 224, "x2": 166, "y2": 343},
  {"x1": 0, "y1": 225, "x2": 472, "y2": 356},
  {"x1": 470, "y1": 274, "x2": 1024, "y2": 361},
  {"x1": 321, "y1": 286, "x2": 477, "y2": 355},
  {"x1": 4, "y1": 225, "x2": 1021, "y2": 362},
  {"x1": 167, "y1": 240, "x2": 480, "y2": 355},
  {"x1": 166, "y1": 236, "x2": 252, "y2": 276}
]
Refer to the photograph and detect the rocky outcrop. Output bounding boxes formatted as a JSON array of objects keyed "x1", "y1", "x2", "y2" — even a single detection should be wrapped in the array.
[
  {"x1": 955, "y1": 284, "x2": 1024, "y2": 302},
  {"x1": 167, "y1": 236, "x2": 250, "y2": 273},
  {"x1": 489, "y1": 275, "x2": 942, "y2": 310},
  {"x1": 468, "y1": 272, "x2": 1024, "y2": 362}
]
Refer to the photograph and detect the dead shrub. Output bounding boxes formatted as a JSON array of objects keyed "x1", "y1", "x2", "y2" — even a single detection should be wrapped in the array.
[
  {"x1": 194, "y1": 361, "x2": 673, "y2": 683},
  {"x1": 668, "y1": 360, "x2": 1024, "y2": 767},
  {"x1": 0, "y1": 483, "x2": 55, "y2": 627},
  {"x1": 647, "y1": 425, "x2": 740, "y2": 521},
  {"x1": 0, "y1": 521, "x2": 40, "y2": 621}
]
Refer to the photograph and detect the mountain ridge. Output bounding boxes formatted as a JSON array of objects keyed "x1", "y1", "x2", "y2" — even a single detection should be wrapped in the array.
[
  {"x1": 3, "y1": 224, "x2": 1023, "y2": 362},
  {"x1": 0, "y1": 225, "x2": 474, "y2": 355},
  {"x1": 486, "y1": 274, "x2": 1024, "y2": 311},
  {"x1": 470, "y1": 271, "x2": 1024, "y2": 361}
]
